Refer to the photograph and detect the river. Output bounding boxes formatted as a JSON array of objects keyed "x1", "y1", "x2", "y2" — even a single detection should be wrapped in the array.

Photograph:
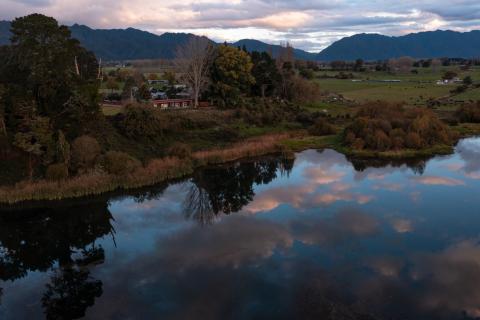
[{"x1": 1, "y1": 137, "x2": 480, "y2": 319}]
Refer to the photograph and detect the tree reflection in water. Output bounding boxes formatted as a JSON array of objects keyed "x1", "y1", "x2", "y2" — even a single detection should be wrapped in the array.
[
  {"x1": 0, "y1": 200, "x2": 114, "y2": 318},
  {"x1": 42, "y1": 266, "x2": 103, "y2": 320},
  {"x1": 184, "y1": 155, "x2": 294, "y2": 225},
  {"x1": 349, "y1": 157, "x2": 427, "y2": 175}
]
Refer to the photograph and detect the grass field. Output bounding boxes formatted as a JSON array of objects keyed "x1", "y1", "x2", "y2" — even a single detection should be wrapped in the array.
[
  {"x1": 316, "y1": 66, "x2": 480, "y2": 104},
  {"x1": 102, "y1": 105, "x2": 124, "y2": 116}
]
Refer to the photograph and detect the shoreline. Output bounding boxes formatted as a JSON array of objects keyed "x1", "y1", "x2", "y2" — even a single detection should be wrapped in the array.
[{"x1": 1, "y1": 130, "x2": 478, "y2": 206}]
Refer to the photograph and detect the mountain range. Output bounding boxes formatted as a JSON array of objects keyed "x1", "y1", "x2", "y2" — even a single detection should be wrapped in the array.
[{"x1": 1, "y1": 20, "x2": 479, "y2": 61}]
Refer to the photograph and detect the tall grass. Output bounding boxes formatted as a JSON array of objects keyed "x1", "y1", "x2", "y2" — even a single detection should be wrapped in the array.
[
  {"x1": 192, "y1": 132, "x2": 299, "y2": 165},
  {"x1": 0, "y1": 133, "x2": 305, "y2": 204},
  {"x1": 0, "y1": 157, "x2": 193, "y2": 204}
]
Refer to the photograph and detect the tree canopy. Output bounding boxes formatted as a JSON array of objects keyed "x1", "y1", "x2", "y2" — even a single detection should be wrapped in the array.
[{"x1": 210, "y1": 45, "x2": 255, "y2": 108}]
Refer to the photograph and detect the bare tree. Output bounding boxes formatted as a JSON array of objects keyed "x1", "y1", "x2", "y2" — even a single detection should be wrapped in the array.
[
  {"x1": 175, "y1": 37, "x2": 214, "y2": 108},
  {"x1": 431, "y1": 58, "x2": 442, "y2": 72},
  {"x1": 388, "y1": 56, "x2": 414, "y2": 74}
]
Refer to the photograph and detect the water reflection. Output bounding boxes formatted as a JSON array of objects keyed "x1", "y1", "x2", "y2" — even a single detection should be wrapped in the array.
[
  {"x1": 1, "y1": 138, "x2": 480, "y2": 319},
  {"x1": 184, "y1": 156, "x2": 294, "y2": 225},
  {"x1": 0, "y1": 201, "x2": 114, "y2": 319}
]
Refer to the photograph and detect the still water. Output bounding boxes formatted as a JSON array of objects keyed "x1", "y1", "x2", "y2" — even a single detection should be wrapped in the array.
[{"x1": 1, "y1": 138, "x2": 480, "y2": 320}]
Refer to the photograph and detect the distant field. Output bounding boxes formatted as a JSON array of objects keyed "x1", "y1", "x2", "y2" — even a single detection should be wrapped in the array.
[
  {"x1": 102, "y1": 105, "x2": 124, "y2": 116},
  {"x1": 454, "y1": 87, "x2": 480, "y2": 101},
  {"x1": 316, "y1": 66, "x2": 480, "y2": 104}
]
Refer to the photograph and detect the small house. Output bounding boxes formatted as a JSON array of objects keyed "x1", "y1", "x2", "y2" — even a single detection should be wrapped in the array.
[{"x1": 153, "y1": 99, "x2": 193, "y2": 110}]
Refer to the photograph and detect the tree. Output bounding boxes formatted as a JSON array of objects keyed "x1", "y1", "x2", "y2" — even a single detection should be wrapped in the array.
[
  {"x1": 148, "y1": 73, "x2": 158, "y2": 81},
  {"x1": 250, "y1": 51, "x2": 280, "y2": 98},
  {"x1": 121, "y1": 76, "x2": 136, "y2": 102},
  {"x1": 71, "y1": 135, "x2": 101, "y2": 172},
  {"x1": 0, "y1": 85, "x2": 7, "y2": 155},
  {"x1": 389, "y1": 57, "x2": 414, "y2": 73},
  {"x1": 175, "y1": 37, "x2": 214, "y2": 108},
  {"x1": 330, "y1": 60, "x2": 347, "y2": 71},
  {"x1": 0, "y1": 14, "x2": 100, "y2": 141},
  {"x1": 463, "y1": 76, "x2": 473, "y2": 85},
  {"x1": 13, "y1": 116, "x2": 54, "y2": 179},
  {"x1": 106, "y1": 78, "x2": 119, "y2": 93},
  {"x1": 7, "y1": 14, "x2": 99, "y2": 119},
  {"x1": 42, "y1": 267, "x2": 102, "y2": 320},
  {"x1": 442, "y1": 71, "x2": 458, "y2": 81},
  {"x1": 354, "y1": 59, "x2": 364, "y2": 72},
  {"x1": 163, "y1": 71, "x2": 176, "y2": 85},
  {"x1": 136, "y1": 84, "x2": 151, "y2": 101},
  {"x1": 431, "y1": 58, "x2": 442, "y2": 72},
  {"x1": 210, "y1": 45, "x2": 255, "y2": 108},
  {"x1": 56, "y1": 130, "x2": 70, "y2": 165}
]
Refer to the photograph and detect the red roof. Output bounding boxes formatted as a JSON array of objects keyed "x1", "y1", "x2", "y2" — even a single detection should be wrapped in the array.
[{"x1": 153, "y1": 99, "x2": 192, "y2": 103}]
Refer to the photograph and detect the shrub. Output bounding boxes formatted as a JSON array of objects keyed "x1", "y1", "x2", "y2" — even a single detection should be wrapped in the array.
[
  {"x1": 102, "y1": 151, "x2": 141, "y2": 175},
  {"x1": 343, "y1": 102, "x2": 452, "y2": 151},
  {"x1": 299, "y1": 68, "x2": 315, "y2": 80},
  {"x1": 308, "y1": 118, "x2": 336, "y2": 136},
  {"x1": 451, "y1": 85, "x2": 468, "y2": 94},
  {"x1": 122, "y1": 105, "x2": 165, "y2": 138},
  {"x1": 456, "y1": 102, "x2": 480, "y2": 123},
  {"x1": 289, "y1": 76, "x2": 321, "y2": 104},
  {"x1": 405, "y1": 132, "x2": 423, "y2": 149},
  {"x1": 45, "y1": 163, "x2": 69, "y2": 181},
  {"x1": 167, "y1": 143, "x2": 192, "y2": 159},
  {"x1": 71, "y1": 135, "x2": 101, "y2": 171}
]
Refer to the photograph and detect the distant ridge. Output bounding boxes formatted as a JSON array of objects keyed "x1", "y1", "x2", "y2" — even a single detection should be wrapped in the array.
[
  {"x1": 69, "y1": 24, "x2": 211, "y2": 60},
  {"x1": 1, "y1": 20, "x2": 480, "y2": 61},
  {"x1": 231, "y1": 39, "x2": 317, "y2": 61},
  {"x1": 0, "y1": 21, "x2": 314, "y2": 60},
  {"x1": 317, "y1": 30, "x2": 480, "y2": 61}
]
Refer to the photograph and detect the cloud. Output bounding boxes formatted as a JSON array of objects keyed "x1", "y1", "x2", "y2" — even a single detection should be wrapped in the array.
[
  {"x1": 155, "y1": 215, "x2": 293, "y2": 270},
  {"x1": 412, "y1": 176, "x2": 465, "y2": 186},
  {"x1": 291, "y1": 208, "x2": 380, "y2": 246},
  {"x1": 391, "y1": 218, "x2": 414, "y2": 233},
  {"x1": 412, "y1": 240, "x2": 480, "y2": 318},
  {"x1": 2, "y1": 0, "x2": 480, "y2": 51},
  {"x1": 242, "y1": 150, "x2": 373, "y2": 214}
]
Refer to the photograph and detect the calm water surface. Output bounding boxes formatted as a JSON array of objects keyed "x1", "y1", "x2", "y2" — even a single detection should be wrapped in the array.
[{"x1": 1, "y1": 138, "x2": 480, "y2": 319}]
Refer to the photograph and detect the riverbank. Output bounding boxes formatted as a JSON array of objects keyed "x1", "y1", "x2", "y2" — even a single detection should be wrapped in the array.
[
  {"x1": 1, "y1": 126, "x2": 479, "y2": 205},
  {"x1": 0, "y1": 133, "x2": 298, "y2": 204}
]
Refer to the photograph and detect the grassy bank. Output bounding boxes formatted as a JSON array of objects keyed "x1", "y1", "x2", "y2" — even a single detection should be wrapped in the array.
[
  {"x1": 0, "y1": 133, "x2": 297, "y2": 204},
  {"x1": 0, "y1": 157, "x2": 193, "y2": 204},
  {"x1": 1, "y1": 127, "x2": 478, "y2": 204},
  {"x1": 282, "y1": 134, "x2": 455, "y2": 159}
]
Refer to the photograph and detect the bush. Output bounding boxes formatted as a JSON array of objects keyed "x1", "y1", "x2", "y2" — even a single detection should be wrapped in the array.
[
  {"x1": 166, "y1": 143, "x2": 192, "y2": 159},
  {"x1": 343, "y1": 102, "x2": 452, "y2": 151},
  {"x1": 289, "y1": 76, "x2": 321, "y2": 104},
  {"x1": 45, "y1": 163, "x2": 69, "y2": 181},
  {"x1": 308, "y1": 118, "x2": 336, "y2": 136},
  {"x1": 102, "y1": 151, "x2": 141, "y2": 175},
  {"x1": 122, "y1": 105, "x2": 165, "y2": 138},
  {"x1": 299, "y1": 68, "x2": 315, "y2": 80},
  {"x1": 71, "y1": 135, "x2": 101, "y2": 171},
  {"x1": 456, "y1": 102, "x2": 480, "y2": 123},
  {"x1": 451, "y1": 85, "x2": 468, "y2": 94}
]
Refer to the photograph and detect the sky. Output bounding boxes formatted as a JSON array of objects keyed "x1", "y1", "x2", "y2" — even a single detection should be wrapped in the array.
[{"x1": 1, "y1": 0, "x2": 480, "y2": 52}]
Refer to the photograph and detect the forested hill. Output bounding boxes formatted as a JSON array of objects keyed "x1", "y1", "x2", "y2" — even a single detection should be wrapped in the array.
[
  {"x1": 231, "y1": 39, "x2": 317, "y2": 61},
  {"x1": 0, "y1": 21, "x2": 10, "y2": 45},
  {"x1": 317, "y1": 30, "x2": 480, "y2": 61},
  {"x1": 0, "y1": 21, "x2": 314, "y2": 60},
  {"x1": 69, "y1": 24, "x2": 211, "y2": 60},
  {"x1": 1, "y1": 20, "x2": 480, "y2": 61}
]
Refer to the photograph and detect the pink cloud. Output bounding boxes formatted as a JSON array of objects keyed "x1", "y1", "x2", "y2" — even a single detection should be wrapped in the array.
[{"x1": 413, "y1": 176, "x2": 465, "y2": 186}]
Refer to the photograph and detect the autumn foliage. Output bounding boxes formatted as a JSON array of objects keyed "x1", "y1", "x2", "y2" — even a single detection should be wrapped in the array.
[
  {"x1": 456, "y1": 102, "x2": 480, "y2": 123},
  {"x1": 344, "y1": 102, "x2": 453, "y2": 151}
]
